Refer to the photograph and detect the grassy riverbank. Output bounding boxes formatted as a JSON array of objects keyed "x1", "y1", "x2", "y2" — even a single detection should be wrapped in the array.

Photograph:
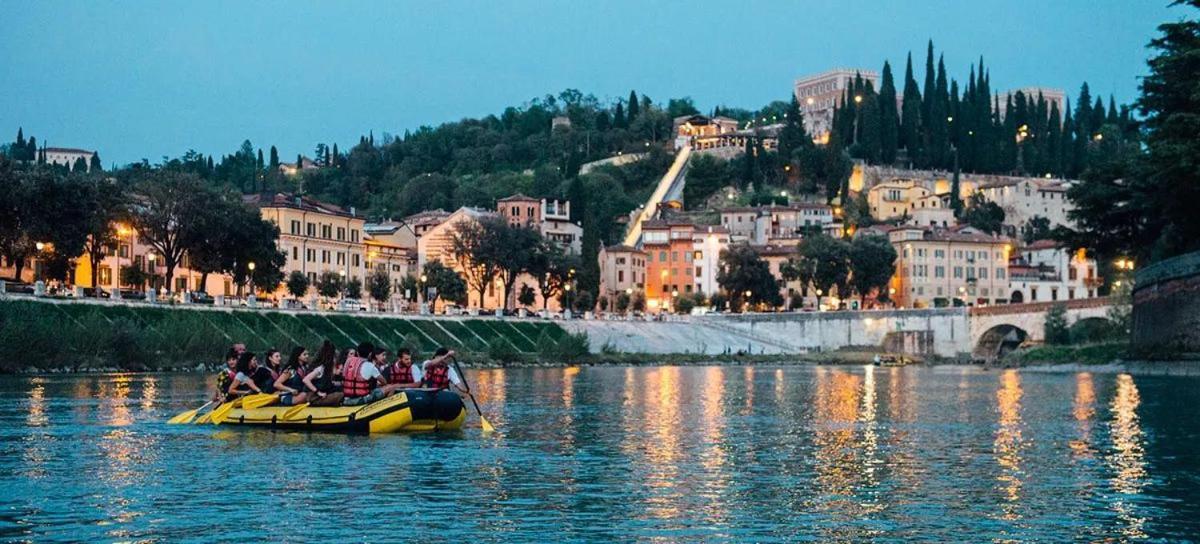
[
  {"x1": 1000, "y1": 342, "x2": 1128, "y2": 366},
  {"x1": 0, "y1": 298, "x2": 585, "y2": 372}
]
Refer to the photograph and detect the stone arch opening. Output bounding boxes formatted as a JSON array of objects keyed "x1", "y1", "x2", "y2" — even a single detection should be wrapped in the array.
[
  {"x1": 1009, "y1": 290, "x2": 1024, "y2": 304},
  {"x1": 974, "y1": 324, "x2": 1029, "y2": 361}
]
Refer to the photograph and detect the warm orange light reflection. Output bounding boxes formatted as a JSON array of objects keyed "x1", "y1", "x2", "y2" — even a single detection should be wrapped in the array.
[
  {"x1": 993, "y1": 370, "x2": 1024, "y2": 520},
  {"x1": 1069, "y1": 372, "x2": 1096, "y2": 458},
  {"x1": 1108, "y1": 373, "x2": 1147, "y2": 539}
]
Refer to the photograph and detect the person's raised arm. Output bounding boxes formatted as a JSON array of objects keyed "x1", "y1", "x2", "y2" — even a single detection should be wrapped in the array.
[{"x1": 302, "y1": 368, "x2": 323, "y2": 395}]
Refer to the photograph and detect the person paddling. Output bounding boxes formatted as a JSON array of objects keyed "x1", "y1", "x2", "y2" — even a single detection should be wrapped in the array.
[
  {"x1": 384, "y1": 347, "x2": 423, "y2": 389},
  {"x1": 273, "y1": 346, "x2": 311, "y2": 406},
  {"x1": 213, "y1": 348, "x2": 239, "y2": 402},
  {"x1": 421, "y1": 348, "x2": 466, "y2": 394}
]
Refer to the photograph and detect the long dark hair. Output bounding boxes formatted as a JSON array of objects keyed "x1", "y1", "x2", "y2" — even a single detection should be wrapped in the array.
[
  {"x1": 314, "y1": 340, "x2": 336, "y2": 376},
  {"x1": 236, "y1": 351, "x2": 256, "y2": 375},
  {"x1": 264, "y1": 348, "x2": 280, "y2": 369},
  {"x1": 287, "y1": 346, "x2": 307, "y2": 373}
]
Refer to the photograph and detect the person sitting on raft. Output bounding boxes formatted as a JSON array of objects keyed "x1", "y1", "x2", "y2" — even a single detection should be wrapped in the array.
[
  {"x1": 303, "y1": 340, "x2": 343, "y2": 406},
  {"x1": 383, "y1": 347, "x2": 423, "y2": 389},
  {"x1": 421, "y1": 348, "x2": 467, "y2": 393},
  {"x1": 341, "y1": 343, "x2": 407, "y2": 406},
  {"x1": 212, "y1": 348, "x2": 238, "y2": 403},
  {"x1": 273, "y1": 346, "x2": 311, "y2": 406},
  {"x1": 249, "y1": 349, "x2": 279, "y2": 393},
  {"x1": 227, "y1": 351, "x2": 263, "y2": 399}
]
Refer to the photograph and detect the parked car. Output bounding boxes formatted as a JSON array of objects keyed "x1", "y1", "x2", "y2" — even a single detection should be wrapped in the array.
[
  {"x1": 189, "y1": 292, "x2": 215, "y2": 304},
  {"x1": 80, "y1": 287, "x2": 112, "y2": 298},
  {"x1": 3, "y1": 281, "x2": 35, "y2": 295}
]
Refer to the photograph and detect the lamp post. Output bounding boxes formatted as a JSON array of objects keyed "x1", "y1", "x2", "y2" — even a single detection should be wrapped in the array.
[
  {"x1": 247, "y1": 261, "x2": 256, "y2": 297},
  {"x1": 853, "y1": 94, "x2": 863, "y2": 145}
]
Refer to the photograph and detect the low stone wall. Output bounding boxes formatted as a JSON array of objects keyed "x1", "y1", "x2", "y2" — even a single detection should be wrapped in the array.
[
  {"x1": 562, "y1": 308, "x2": 970, "y2": 357},
  {"x1": 1132, "y1": 251, "x2": 1200, "y2": 355}
]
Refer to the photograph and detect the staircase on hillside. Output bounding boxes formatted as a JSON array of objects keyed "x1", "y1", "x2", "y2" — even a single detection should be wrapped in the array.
[{"x1": 622, "y1": 146, "x2": 692, "y2": 247}]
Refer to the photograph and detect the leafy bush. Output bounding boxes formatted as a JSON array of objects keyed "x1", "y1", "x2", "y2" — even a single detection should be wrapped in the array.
[
  {"x1": 541, "y1": 331, "x2": 590, "y2": 360},
  {"x1": 1069, "y1": 318, "x2": 1116, "y2": 344},
  {"x1": 1044, "y1": 304, "x2": 1070, "y2": 345}
]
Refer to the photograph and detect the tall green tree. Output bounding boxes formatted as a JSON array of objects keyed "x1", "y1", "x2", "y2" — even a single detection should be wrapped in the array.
[
  {"x1": 717, "y1": 245, "x2": 783, "y2": 311},
  {"x1": 900, "y1": 53, "x2": 923, "y2": 163},
  {"x1": 878, "y1": 61, "x2": 900, "y2": 164},
  {"x1": 127, "y1": 170, "x2": 212, "y2": 293},
  {"x1": 849, "y1": 234, "x2": 898, "y2": 304},
  {"x1": 796, "y1": 234, "x2": 852, "y2": 303},
  {"x1": 627, "y1": 90, "x2": 640, "y2": 121}
]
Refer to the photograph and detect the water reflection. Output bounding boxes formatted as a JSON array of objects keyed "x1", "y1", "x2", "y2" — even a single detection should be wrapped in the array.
[
  {"x1": 1107, "y1": 373, "x2": 1147, "y2": 539},
  {"x1": 1, "y1": 367, "x2": 1197, "y2": 542},
  {"x1": 1071, "y1": 372, "x2": 1096, "y2": 459},
  {"x1": 993, "y1": 370, "x2": 1025, "y2": 521}
]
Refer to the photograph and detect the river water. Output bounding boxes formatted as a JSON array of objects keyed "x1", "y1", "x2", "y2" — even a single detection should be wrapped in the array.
[{"x1": 1, "y1": 365, "x2": 1197, "y2": 542}]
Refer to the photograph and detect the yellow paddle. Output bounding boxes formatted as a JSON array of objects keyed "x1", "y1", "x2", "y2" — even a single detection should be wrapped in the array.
[
  {"x1": 281, "y1": 403, "x2": 309, "y2": 421},
  {"x1": 241, "y1": 393, "x2": 280, "y2": 410},
  {"x1": 167, "y1": 400, "x2": 215, "y2": 424},
  {"x1": 210, "y1": 395, "x2": 253, "y2": 425},
  {"x1": 451, "y1": 357, "x2": 495, "y2": 432},
  {"x1": 194, "y1": 412, "x2": 213, "y2": 424}
]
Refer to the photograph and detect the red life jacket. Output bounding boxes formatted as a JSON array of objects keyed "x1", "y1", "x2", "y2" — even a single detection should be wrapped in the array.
[
  {"x1": 341, "y1": 356, "x2": 372, "y2": 398},
  {"x1": 423, "y1": 363, "x2": 450, "y2": 390},
  {"x1": 387, "y1": 362, "x2": 414, "y2": 385}
]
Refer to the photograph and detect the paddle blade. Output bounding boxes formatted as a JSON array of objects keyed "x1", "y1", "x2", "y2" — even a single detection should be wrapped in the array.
[
  {"x1": 167, "y1": 408, "x2": 200, "y2": 424},
  {"x1": 480, "y1": 415, "x2": 496, "y2": 433},
  {"x1": 194, "y1": 412, "x2": 213, "y2": 424},
  {"x1": 241, "y1": 393, "x2": 279, "y2": 410},
  {"x1": 209, "y1": 399, "x2": 241, "y2": 425},
  {"x1": 281, "y1": 403, "x2": 309, "y2": 421}
]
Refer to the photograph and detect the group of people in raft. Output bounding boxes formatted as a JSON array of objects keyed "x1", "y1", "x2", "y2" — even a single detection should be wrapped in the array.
[{"x1": 213, "y1": 340, "x2": 466, "y2": 407}]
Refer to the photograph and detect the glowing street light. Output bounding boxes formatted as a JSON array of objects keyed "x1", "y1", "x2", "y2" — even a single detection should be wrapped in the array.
[{"x1": 854, "y1": 95, "x2": 862, "y2": 104}]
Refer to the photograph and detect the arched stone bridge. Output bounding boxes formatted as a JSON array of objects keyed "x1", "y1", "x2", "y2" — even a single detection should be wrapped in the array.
[
  {"x1": 566, "y1": 297, "x2": 1117, "y2": 360},
  {"x1": 968, "y1": 297, "x2": 1115, "y2": 359}
]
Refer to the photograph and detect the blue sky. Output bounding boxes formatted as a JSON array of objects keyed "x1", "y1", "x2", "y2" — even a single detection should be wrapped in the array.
[{"x1": 0, "y1": 1, "x2": 1184, "y2": 166}]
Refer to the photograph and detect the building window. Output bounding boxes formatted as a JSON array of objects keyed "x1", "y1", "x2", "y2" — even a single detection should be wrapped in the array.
[
  {"x1": 953, "y1": 266, "x2": 962, "y2": 278},
  {"x1": 306, "y1": 222, "x2": 316, "y2": 237},
  {"x1": 659, "y1": 251, "x2": 667, "y2": 262},
  {"x1": 997, "y1": 268, "x2": 1006, "y2": 279},
  {"x1": 353, "y1": 254, "x2": 360, "y2": 267},
  {"x1": 337, "y1": 227, "x2": 345, "y2": 241},
  {"x1": 290, "y1": 220, "x2": 300, "y2": 235},
  {"x1": 695, "y1": 266, "x2": 702, "y2": 278},
  {"x1": 351, "y1": 230, "x2": 359, "y2": 242}
]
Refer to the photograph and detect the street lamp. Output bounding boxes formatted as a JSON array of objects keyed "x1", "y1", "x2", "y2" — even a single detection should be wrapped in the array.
[{"x1": 247, "y1": 261, "x2": 256, "y2": 296}]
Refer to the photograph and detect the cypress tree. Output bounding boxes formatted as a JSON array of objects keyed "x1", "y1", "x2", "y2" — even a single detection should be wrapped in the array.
[
  {"x1": 613, "y1": 101, "x2": 626, "y2": 128},
  {"x1": 269, "y1": 145, "x2": 280, "y2": 170},
  {"x1": 14, "y1": 128, "x2": 26, "y2": 160},
  {"x1": 256, "y1": 149, "x2": 264, "y2": 170},
  {"x1": 1047, "y1": 101, "x2": 1063, "y2": 177},
  {"x1": 1091, "y1": 96, "x2": 1106, "y2": 134},
  {"x1": 72, "y1": 156, "x2": 88, "y2": 172},
  {"x1": 1107, "y1": 95, "x2": 1119, "y2": 124},
  {"x1": 925, "y1": 54, "x2": 949, "y2": 169},
  {"x1": 921, "y1": 41, "x2": 936, "y2": 140},
  {"x1": 27, "y1": 136, "x2": 37, "y2": 162},
  {"x1": 297, "y1": 154, "x2": 303, "y2": 171},
  {"x1": 332, "y1": 143, "x2": 340, "y2": 168},
  {"x1": 778, "y1": 96, "x2": 810, "y2": 166},
  {"x1": 858, "y1": 82, "x2": 882, "y2": 163},
  {"x1": 740, "y1": 137, "x2": 757, "y2": 189},
  {"x1": 900, "y1": 53, "x2": 923, "y2": 165},
  {"x1": 627, "y1": 90, "x2": 640, "y2": 121},
  {"x1": 89, "y1": 153, "x2": 103, "y2": 172},
  {"x1": 878, "y1": 61, "x2": 900, "y2": 164}
]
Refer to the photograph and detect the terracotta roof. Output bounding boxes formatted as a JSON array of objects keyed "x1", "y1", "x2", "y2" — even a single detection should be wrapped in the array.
[
  {"x1": 603, "y1": 244, "x2": 645, "y2": 253},
  {"x1": 402, "y1": 209, "x2": 451, "y2": 227},
  {"x1": 497, "y1": 193, "x2": 539, "y2": 202},
  {"x1": 43, "y1": 147, "x2": 94, "y2": 154},
  {"x1": 719, "y1": 203, "x2": 832, "y2": 214},
  {"x1": 244, "y1": 192, "x2": 353, "y2": 217},
  {"x1": 1039, "y1": 183, "x2": 1068, "y2": 193}
]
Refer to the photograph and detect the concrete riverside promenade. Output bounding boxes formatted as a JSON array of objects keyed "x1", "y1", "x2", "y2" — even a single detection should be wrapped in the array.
[{"x1": 0, "y1": 284, "x2": 1114, "y2": 359}]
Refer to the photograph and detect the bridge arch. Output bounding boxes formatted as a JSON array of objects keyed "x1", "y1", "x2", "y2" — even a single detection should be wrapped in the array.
[{"x1": 973, "y1": 324, "x2": 1029, "y2": 360}]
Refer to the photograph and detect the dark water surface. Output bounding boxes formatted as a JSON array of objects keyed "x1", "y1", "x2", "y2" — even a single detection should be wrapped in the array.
[{"x1": 1, "y1": 366, "x2": 1198, "y2": 542}]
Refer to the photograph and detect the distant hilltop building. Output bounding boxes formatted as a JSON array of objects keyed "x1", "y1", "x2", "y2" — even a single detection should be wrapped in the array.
[
  {"x1": 794, "y1": 68, "x2": 879, "y2": 143},
  {"x1": 44, "y1": 147, "x2": 98, "y2": 172}
]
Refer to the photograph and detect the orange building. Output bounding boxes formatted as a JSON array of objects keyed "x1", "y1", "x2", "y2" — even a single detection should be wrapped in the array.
[{"x1": 640, "y1": 220, "x2": 696, "y2": 312}]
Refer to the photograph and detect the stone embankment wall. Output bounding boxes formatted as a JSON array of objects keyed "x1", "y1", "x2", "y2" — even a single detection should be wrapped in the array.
[
  {"x1": 1132, "y1": 251, "x2": 1200, "y2": 355},
  {"x1": 562, "y1": 308, "x2": 969, "y2": 357}
]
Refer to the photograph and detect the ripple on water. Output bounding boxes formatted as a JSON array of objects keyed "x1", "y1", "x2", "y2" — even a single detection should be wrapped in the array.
[{"x1": 0, "y1": 368, "x2": 1198, "y2": 542}]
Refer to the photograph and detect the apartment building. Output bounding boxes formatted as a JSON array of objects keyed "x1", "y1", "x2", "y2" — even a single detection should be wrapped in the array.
[
  {"x1": 974, "y1": 178, "x2": 1073, "y2": 229},
  {"x1": 719, "y1": 203, "x2": 834, "y2": 244},
  {"x1": 598, "y1": 244, "x2": 647, "y2": 310},
  {"x1": 496, "y1": 194, "x2": 583, "y2": 254},
  {"x1": 247, "y1": 192, "x2": 367, "y2": 297},
  {"x1": 641, "y1": 220, "x2": 697, "y2": 312},
  {"x1": 1007, "y1": 239, "x2": 1100, "y2": 303},
  {"x1": 889, "y1": 226, "x2": 1013, "y2": 308},
  {"x1": 692, "y1": 225, "x2": 731, "y2": 296}
]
